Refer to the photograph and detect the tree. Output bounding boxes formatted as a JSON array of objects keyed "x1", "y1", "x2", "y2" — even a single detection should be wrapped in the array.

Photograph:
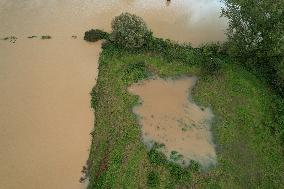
[
  {"x1": 110, "y1": 12, "x2": 151, "y2": 49},
  {"x1": 221, "y1": 0, "x2": 284, "y2": 95}
]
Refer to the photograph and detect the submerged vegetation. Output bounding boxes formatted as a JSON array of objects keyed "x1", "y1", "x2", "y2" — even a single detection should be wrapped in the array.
[
  {"x1": 1, "y1": 35, "x2": 54, "y2": 41},
  {"x1": 86, "y1": 5, "x2": 284, "y2": 188},
  {"x1": 41, "y1": 35, "x2": 52, "y2": 39},
  {"x1": 2, "y1": 36, "x2": 17, "y2": 43},
  {"x1": 28, "y1": 36, "x2": 37, "y2": 39}
]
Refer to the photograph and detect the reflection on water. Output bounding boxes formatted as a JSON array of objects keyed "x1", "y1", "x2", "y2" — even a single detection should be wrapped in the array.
[
  {"x1": 166, "y1": 0, "x2": 171, "y2": 7},
  {"x1": 0, "y1": 0, "x2": 227, "y2": 45},
  {"x1": 129, "y1": 77, "x2": 217, "y2": 168},
  {"x1": 0, "y1": 0, "x2": 226, "y2": 188}
]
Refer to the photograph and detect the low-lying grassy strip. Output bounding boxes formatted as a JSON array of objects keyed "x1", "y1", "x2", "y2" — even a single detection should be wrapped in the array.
[
  {"x1": 193, "y1": 63, "x2": 284, "y2": 188},
  {"x1": 87, "y1": 42, "x2": 284, "y2": 188}
]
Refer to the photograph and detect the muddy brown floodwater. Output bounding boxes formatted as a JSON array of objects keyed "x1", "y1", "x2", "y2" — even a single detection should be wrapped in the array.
[
  {"x1": 0, "y1": 0, "x2": 226, "y2": 188},
  {"x1": 129, "y1": 77, "x2": 217, "y2": 168}
]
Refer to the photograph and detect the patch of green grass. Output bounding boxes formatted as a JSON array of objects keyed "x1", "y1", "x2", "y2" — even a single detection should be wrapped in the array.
[
  {"x1": 192, "y1": 62, "x2": 284, "y2": 188},
  {"x1": 87, "y1": 42, "x2": 284, "y2": 188}
]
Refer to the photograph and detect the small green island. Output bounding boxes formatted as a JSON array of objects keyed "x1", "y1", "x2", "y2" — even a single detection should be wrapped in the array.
[{"x1": 83, "y1": 2, "x2": 284, "y2": 188}]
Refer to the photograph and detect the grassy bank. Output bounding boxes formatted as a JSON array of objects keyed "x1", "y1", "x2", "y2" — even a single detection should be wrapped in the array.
[{"x1": 86, "y1": 41, "x2": 284, "y2": 188}]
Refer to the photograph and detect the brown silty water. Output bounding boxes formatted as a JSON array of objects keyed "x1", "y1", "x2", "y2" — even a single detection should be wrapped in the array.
[
  {"x1": 0, "y1": 0, "x2": 226, "y2": 188},
  {"x1": 129, "y1": 77, "x2": 217, "y2": 168}
]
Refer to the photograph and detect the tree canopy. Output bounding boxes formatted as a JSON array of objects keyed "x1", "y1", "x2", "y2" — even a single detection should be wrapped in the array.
[{"x1": 222, "y1": 0, "x2": 284, "y2": 95}]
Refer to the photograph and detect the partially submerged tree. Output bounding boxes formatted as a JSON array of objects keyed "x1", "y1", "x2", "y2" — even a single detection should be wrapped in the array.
[{"x1": 110, "y1": 12, "x2": 152, "y2": 49}]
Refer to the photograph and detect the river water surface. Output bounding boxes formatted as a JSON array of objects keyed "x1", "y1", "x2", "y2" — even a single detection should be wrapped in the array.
[{"x1": 0, "y1": 0, "x2": 227, "y2": 188}]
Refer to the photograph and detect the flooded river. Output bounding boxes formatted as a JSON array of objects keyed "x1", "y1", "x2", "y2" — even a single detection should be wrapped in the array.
[{"x1": 0, "y1": 0, "x2": 226, "y2": 188}]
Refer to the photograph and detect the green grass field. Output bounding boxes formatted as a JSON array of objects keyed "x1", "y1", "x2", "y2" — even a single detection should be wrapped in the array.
[{"x1": 86, "y1": 43, "x2": 284, "y2": 188}]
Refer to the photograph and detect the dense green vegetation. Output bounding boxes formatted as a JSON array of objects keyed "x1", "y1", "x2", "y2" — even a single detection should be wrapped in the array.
[
  {"x1": 84, "y1": 29, "x2": 109, "y2": 42},
  {"x1": 221, "y1": 0, "x2": 284, "y2": 96},
  {"x1": 109, "y1": 12, "x2": 152, "y2": 49},
  {"x1": 86, "y1": 10, "x2": 284, "y2": 189},
  {"x1": 41, "y1": 35, "x2": 51, "y2": 39},
  {"x1": 222, "y1": 0, "x2": 284, "y2": 146}
]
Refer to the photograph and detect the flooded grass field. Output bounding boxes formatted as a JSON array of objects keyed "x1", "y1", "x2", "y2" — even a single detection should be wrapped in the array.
[{"x1": 129, "y1": 77, "x2": 216, "y2": 168}]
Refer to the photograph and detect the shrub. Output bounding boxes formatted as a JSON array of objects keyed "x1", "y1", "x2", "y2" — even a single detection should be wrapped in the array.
[
  {"x1": 28, "y1": 36, "x2": 37, "y2": 39},
  {"x1": 147, "y1": 170, "x2": 160, "y2": 187},
  {"x1": 170, "y1": 151, "x2": 183, "y2": 162},
  {"x1": 202, "y1": 57, "x2": 222, "y2": 76},
  {"x1": 148, "y1": 148, "x2": 167, "y2": 165},
  {"x1": 2, "y1": 36, "x2": 17, "y2": 42},
  {"x1": 110, "y1": 12, "x2": 151, "y2": 49},
  {"x1": 84, "y1": 29, "x2": 109, "y2": 42},
  {"x1": 145, "y1": 37, "x2": 201, "y2": 65},
  {"x1": 189, "y1": 160, "x2": 201, "y2": 172},
  {"x1": 168, "y1": 162, "x2": 192, "y2": 183},
  {"x1": 41, "y1": 35, "x2": 51, "y2": 39},
  {"x1": 274, "y1": 60, "x2": 284, "y2": 96},
  {"x1": 200, "y1": 42, "x2": 228, "y2": 57},
  {"x1": 90, "y1": 86, "x2": 98, "y2": 109}
]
